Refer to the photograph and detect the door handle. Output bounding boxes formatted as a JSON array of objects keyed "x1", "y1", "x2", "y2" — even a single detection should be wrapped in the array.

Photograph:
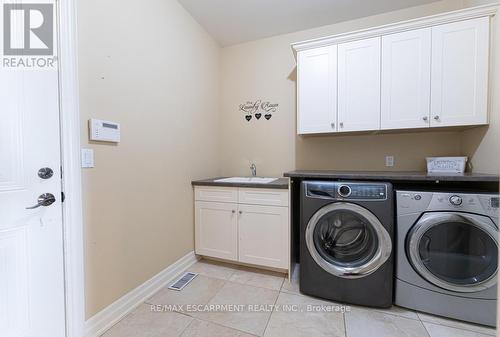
[{"x1": 26, "y1": 193, "x2": 56, "y2": 209}]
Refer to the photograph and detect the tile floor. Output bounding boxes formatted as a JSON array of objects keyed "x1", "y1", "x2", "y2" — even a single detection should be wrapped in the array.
[{"x1": 102, "y1": 259, "x2": 497, "y2": 337}]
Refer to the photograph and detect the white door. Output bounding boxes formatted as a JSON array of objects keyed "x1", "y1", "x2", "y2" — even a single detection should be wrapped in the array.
[
  {"x1": 430, "y1": 17, "x2": 489, "y2": 127},
  {"x1": 195, "y1": 201, "x2": 238, "y2": 261},
  {"x1": 238, "y1": 204, "x2": 288, "y2": 269},
  {"x1": 0, "y1": 1, "x2": 66, "y2": 337},
  {"x1": 338, "y1": 37, "x2": 381, "y2": 132},
  {"x1": 297, "y1": 45, "x2": 337, "y2": 134},
  {"x1": 381, "y1": 28, "x2": 431, "y2": 130}
]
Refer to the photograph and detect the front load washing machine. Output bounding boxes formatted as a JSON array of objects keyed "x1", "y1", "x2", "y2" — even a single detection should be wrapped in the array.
[
  {"x1": 300, "y1": 181, "x2": 394, "y2": 308},
  {"x1": 395, "y1": 190, "x2": 499, "y2": 326}
]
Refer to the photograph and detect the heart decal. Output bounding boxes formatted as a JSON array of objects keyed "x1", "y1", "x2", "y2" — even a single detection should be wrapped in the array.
[
  {"x1": 255, "y1": 113, "x2": 262, "y2": 120},
  {"x1": 245, "y1": 115, "x2": 252, "y2": 122},
  {"x1": 264, "y1": 114, "x2": 272, "y2": 120}
]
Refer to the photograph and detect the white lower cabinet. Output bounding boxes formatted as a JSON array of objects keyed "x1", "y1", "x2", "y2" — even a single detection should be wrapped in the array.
[
  {"x1": 238, "y1": 204, "x2": 289, "y2": 269},
  {"x1": 195, "y1": 186, "x2": 289, "y2": 270},
  {"x1": 195, "y1": 201, "x2": 238, "y2": 261}
]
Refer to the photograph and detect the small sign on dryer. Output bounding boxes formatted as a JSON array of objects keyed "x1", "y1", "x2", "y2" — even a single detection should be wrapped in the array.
[{"x1": 89, "y1": 119, "x2": 120, "y2": 143}]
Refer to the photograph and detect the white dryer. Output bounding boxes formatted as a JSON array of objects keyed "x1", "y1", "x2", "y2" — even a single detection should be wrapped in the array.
[{"x1": 395, "y1": 190, "x2": 499, "y2": 327}]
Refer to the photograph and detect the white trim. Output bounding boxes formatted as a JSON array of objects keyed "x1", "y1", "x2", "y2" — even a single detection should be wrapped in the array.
[
  {"x1": 57, "y1": 1, "x2": 85, "y2": 337},
  {"x1": 291, "y1": 3, "x2": 498, "y2": 56},
  {"x1": 84, "y1": 251, "x2": 199, "y2": 337}
]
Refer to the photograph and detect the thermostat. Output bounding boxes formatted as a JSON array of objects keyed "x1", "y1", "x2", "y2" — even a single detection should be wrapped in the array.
[{"x1": 89, "y1": 119, "x2": 120, "y2": 143}]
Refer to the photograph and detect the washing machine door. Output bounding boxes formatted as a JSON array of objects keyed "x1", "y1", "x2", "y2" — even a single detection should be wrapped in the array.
[
  {"x1": 407, "y1": 212, "x2": 498, "y2": 293},
  {"x1": 305, "y1": 202, "x2": 392, "y2": 279}
]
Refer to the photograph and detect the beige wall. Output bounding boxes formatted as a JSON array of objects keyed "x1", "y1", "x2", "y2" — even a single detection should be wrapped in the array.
[
  {"x1": 220, "y1": 0, "x2": 500, "y2": 177},
  {"x1": 78, "y1": 0, "x2": 221, "y2": 318},
  {"x1": 461, "y1": 0, "x2": 500, "y2": 174}
]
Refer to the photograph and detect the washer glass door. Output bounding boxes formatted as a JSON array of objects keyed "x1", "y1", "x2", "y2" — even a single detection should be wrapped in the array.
[
  {"x1": 407, "y1": 212, "x2": 498, "y2": 292},
  {"x1": 306, "y1": 202, "x2": 392, "y2": 279}
]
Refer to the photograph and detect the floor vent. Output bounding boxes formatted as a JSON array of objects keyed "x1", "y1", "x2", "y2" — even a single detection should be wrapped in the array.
[{"x1": 168, "y1": 272, "x2": 198, "y2": 291}]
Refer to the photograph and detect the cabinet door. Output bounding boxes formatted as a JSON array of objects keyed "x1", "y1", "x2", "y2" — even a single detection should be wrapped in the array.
[
  {"x1": 338, "y1": 37, "x2": 381, "y2": 132},
  {"x1": 195, "y1": 201, "x2": 238, "y2": 261},
  {"x1": 238, "y1": 205, "x2": 289, "y2": 269},
  {"x1": 297, "y1": 45, "x2": 337, "y2": 134},
  {"x1": 430, "y1": 17, "x2": 489, "y2": 127},
  {"x1": 381, "y1": 28, "x2": 431, "y2": 130}
]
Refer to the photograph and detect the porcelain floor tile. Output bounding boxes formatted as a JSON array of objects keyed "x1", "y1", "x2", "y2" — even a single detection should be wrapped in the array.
[
  {"x1": 423, "y1": 322, "x2": 493, "y2": 337},
  {"x1": 417, "y1": 313, "x2": 496, "y2": 336},
  {"x1": 263, "y1": 292, "x2": 346, "y2": 337},
  {"x1": 102, "y1": 304, "x2": 192, "y2": 337},
  {"x1": 367, "y1": 305, "x2": 419, "y2": 320},
  {"x1": 186, "y1": 260, "x2": 238, "y2": 280},
  {"x1": 180, "y1": 319, "x2": 257, "y2": 337},
  {"x1": 229, "y1": 266, "x2": 285, "y2": 291},
  {"x1": 345, "y1": 307, "x2": 430, "y2": 337},
  {"x1": 194, "y1": 282, "x2": 279, "y2": 336},
  {"x1": 146, "y1": 274, "x2": 225, "y2": 310}
]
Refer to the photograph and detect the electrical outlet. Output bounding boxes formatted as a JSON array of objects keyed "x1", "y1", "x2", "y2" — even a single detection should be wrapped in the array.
[{"x1": 385, "y1": 156, "x2": 395, "y2": 167}]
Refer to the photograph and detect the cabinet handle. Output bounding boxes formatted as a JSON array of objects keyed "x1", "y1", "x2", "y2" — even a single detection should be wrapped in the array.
[
  {"x1": 331, "y1": 122, "x2": 335, "y2": 129},
  {"x1": 339, "y1": 122, "x2": 344, "y2": 128}
]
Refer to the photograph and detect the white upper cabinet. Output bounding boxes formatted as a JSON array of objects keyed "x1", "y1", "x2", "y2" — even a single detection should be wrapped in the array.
[
  {"x1": 292, "y1": 6, "x2": 494, "y2": 135},
  {"x1": 338, "y1": 37, "x2": 381, "y2": 132},
  {"x1": 430, "y1": 17, "x2": 489, "y2": 127},
  {"x1": 381, "y1": 28, "x2": 431, "y2": 130},
  {"x1": 297, "y1": 45, "x2": 337, "y2": 134}
]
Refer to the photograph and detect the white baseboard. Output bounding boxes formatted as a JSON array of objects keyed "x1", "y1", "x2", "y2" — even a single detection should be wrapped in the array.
[{"x1": 85, "y1": 251, "x2": 199, "y2": 337}]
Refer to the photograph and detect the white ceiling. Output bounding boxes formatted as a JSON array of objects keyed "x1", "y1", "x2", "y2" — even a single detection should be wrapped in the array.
[{"x1": 178, "y1": 0, "x2": 441, "y2": 46}]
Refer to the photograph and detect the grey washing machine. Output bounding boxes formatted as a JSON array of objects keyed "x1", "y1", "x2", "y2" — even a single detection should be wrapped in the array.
[
  {"x1": 395, "y1": 191, "x2": 499, "y2": 327},
  {"x1": 300, "y1": 181, "x2": 394, "y2": 308}
]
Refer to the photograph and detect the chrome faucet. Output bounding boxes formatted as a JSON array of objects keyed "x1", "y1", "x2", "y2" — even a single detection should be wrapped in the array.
[{"x1": 250, "y1": 163, "x2": 257, "y2": 177}]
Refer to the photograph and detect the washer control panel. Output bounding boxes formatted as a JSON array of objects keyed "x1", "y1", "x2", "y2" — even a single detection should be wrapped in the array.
[{"x1": 305, "y1": 181, "x2": 388, "y2": 200}]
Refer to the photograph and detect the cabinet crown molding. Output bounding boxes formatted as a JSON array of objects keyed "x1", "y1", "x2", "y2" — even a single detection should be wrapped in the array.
[{"x1": 291, "y1": 3, "x2": 497, "y2": 58}]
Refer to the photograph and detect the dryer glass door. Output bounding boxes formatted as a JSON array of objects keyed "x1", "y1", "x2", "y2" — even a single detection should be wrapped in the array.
[
  {"x1": 407, "y1": 212, "x2": 498, "y2": 293},
  {"x1": 305, "y1": 202, "x2": 392, "y2": 279}
]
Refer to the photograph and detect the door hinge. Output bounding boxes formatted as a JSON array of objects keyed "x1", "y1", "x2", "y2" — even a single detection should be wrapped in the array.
[{"x1": 61, "y1": 191, "x2": 66, "y2": 203}]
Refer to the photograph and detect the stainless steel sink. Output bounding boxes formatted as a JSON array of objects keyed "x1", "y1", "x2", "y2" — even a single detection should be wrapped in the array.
[{"x1": 214, "y1": 177, "x2": 278, "y2": 184}]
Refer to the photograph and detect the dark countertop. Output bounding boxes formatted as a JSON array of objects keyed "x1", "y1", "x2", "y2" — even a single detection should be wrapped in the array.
[
  {"x1": 283, "y1": 170, "x2": 499, "y2": 183},
  {"x1": 192, "y1": 177, "x2": 289, "y2": 189}
]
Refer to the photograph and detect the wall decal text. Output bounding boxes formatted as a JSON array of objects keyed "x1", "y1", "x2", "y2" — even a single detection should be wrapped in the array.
[{"x1": 239, "y1": 100, "x2": 279, "y2": 122}]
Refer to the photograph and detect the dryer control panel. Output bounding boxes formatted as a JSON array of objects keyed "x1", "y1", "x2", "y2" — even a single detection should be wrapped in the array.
[{"x1": 397, "y1": 191, "x2": 499, "y2": 220}]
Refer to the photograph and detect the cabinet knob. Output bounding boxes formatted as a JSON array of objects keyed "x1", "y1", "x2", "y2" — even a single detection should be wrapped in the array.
[
  {"x1": 339, "y1": 122, "x2": 344, "y2": 128},
  {"x1": 434, "y1": 115, "x2": 440, "y2": 121},
  {"x1": 239, "y1": 210, "x2": 243, "y2": 215},
  {"x1": 232, "y1": 210, "x2": 236, "y2": 214},
  {"x1": 331, "y1": 122, "x2": 335, "y2": 129},
  {"x1": 422, "y1": 116, "x2": 428, "y2": 122}
]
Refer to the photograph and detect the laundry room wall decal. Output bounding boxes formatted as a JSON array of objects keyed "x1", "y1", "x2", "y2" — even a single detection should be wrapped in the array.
[{"x1": 239, "y1": 100, "x2": 279, "y2": 122}]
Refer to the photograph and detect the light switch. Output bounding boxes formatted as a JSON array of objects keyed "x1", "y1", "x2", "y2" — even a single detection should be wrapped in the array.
[{"x1": 81, "y1": 148, "x2": 95, "y2": 168}]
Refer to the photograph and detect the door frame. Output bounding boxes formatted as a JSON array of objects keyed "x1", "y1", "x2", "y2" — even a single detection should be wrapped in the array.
[{"x1": 58, "y1": 0, "x2": 85, "y2": 337}]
